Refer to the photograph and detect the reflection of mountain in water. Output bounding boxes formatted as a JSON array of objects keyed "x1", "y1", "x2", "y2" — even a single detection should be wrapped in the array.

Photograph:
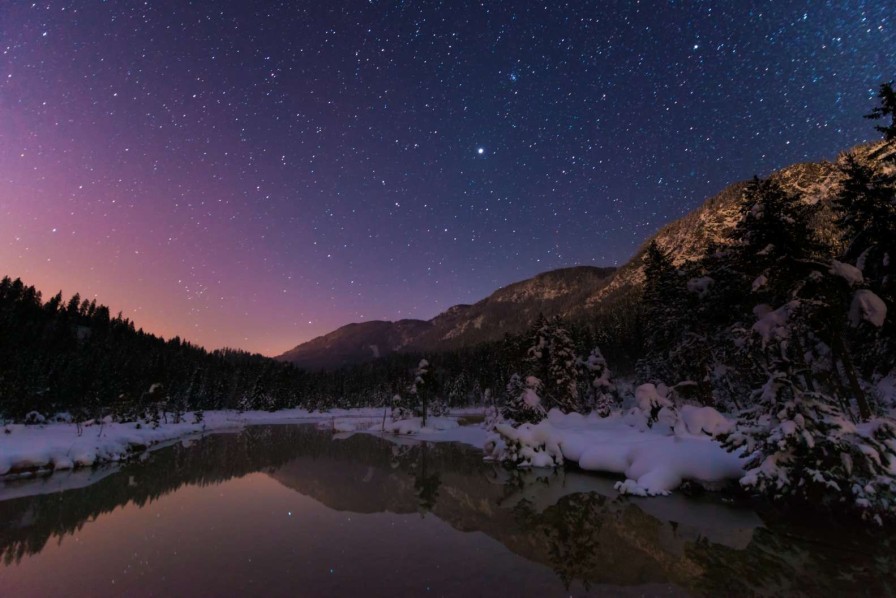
[
  {"x1": 266, "y1": 436, "x2": 749, "y2": 591},
  {"x1": 1, "y1": 425, "x2": 893, "y2": 596}
]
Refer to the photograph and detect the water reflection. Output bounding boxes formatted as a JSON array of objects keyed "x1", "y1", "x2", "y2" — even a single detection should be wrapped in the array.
[{"x1": 0, "y1": 425, "x2": 893, "y2": 596}]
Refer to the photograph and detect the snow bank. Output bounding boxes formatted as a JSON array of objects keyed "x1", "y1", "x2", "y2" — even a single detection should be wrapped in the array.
[
  {"x1": 0, "y1": 407, "x2": 493, "y2": 479},
  {"x1": 382, "y1": 416, "x2": 460, "y2": 436},
  {"x1": 489, "y1": 409, "x2": 745, "y2": 496},
  {"x1": 0, "y1": 418, "x2": 211, "y2": 477}
]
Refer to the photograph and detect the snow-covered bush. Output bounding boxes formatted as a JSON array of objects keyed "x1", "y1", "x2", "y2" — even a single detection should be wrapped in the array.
[
  {"x1": 677, "y1": 404, "x2": 733, "y2": 437},
  {"x1": 23, "y1": 411, "x2": 47, "y2": 425},
  {"x1": 492, "y1": 421, "x2": 564, "y2": 468},
  {"x1": 391, "y1": 393, "x2": 415, "y2": 422}
]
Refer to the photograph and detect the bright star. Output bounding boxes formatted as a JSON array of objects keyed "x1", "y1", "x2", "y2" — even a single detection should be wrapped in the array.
[{"x1": 477, "y1": 147, "x2": 485, "y2": 155}]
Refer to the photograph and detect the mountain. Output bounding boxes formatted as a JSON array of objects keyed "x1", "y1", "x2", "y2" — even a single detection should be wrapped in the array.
[
  {"x1": 586, "y1": 155, "x2": 844, "y2": 307},
  {"x1": 276, "y1": 266, "x2": 616, "y2": 369},
  {"x1": 278, "y1": 141, "x2": 890, "y2": 370},
  {"x1": 275, "y1": 319, "x2": 432, "y2": 371}
]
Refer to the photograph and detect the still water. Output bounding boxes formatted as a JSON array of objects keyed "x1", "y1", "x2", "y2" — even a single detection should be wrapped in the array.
[{"x1": 0, "y1": 425, "x2": 893, "y2": 597}]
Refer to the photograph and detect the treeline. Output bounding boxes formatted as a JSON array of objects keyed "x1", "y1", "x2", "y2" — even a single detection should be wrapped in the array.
[
  {"x1": 0, "y1": 277, "x2": 313, "y2": 420},
  {"x1": 0, "y1": 272, "x2": 624, "y2": 421}
]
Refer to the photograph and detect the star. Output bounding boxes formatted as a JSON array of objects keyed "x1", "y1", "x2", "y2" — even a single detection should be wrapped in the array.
[{"x1": 0, "y1": 0, "x2": 890, "y2": 356}]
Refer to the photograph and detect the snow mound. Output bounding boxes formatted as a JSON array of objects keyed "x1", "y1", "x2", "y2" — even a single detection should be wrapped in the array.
[
  {"x1": 752, "y1": 301, "x2": 798, "y2": 345},
  {"x1": 830, "y1": 260, "x2": 863, "y2": 286},
  {"x1": 679, "y1": 405, "x2": 734, "y2": 436},
  {"x1": 850, "y1": 289, "x2": 887, "y2": 327},
  {"x1": 490, "y1": 410, "x2": 745, "y2": 496}
]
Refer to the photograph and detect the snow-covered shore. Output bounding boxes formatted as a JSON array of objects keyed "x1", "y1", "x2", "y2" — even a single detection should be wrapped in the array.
[
  {"x1": 1, "y1": 404, "x2": 747, "y2": 501},
  {"x1": 0, "y1": 407, "x2": 491, "y2": 479},
  {"x1": 486, "y1": 408, "x2": 746, "y2": 496}
]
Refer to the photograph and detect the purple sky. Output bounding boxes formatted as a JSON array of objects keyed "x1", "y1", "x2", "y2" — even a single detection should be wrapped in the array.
[{"x1": 1, "y1": 1, "x2": 892, "y2": 355}]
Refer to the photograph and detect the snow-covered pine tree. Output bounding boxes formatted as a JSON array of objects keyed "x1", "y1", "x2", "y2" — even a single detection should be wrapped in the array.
[
  {"x1": 732, "y1": 176, "x2": 826, "y2": 304},
  {"x1": 546, "y1": 319, "x2": 580, "y2": 413},
  {"x1": 720, "y1": 168, "x2": 896, "y2": 520},
  {"x1": 408, "y1": 358, "x2": 432, "y2": 426},
  {"x1": 830, "y1": 91, "x2": 896, "y2": 403},
  {"x1": 525, "y1": 315, "x2": 581, "y2": 413},
  {"x1": 502, "y1": 374, "x2": 546, "y2": 425},
  {"x1": 723, "y1": 361, "x2": 896, "y2": 523},
  {"x1": 578, "y1": 347, "x2": 616, "y2": 417},
  {"x1": 834, "y1": 153, "x2": 896, "y2": 332}
]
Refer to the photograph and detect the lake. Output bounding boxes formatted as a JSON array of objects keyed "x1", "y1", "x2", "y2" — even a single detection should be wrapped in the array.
[{"x1": 0, "y1": 425, "x2": 893, "y2": 596}]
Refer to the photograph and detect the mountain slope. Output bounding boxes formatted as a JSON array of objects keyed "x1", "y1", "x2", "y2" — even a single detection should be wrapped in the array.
[
  {"x1": 276, "y1": 266, "x2": 616, "y2": 369},
  {"x1": 278, "y1": 141, "x2": 890, "y2": 370},
  {"x1": 275, "y1": 319, "x2": 432, "y2": 370},
  {"x1": 586, "y1": 157, "x2": 845, "y2": 307}
]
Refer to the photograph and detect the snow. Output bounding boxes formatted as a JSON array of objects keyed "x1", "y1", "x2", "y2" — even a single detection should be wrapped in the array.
[
  {"x1": 686, "y1": 276, "x2": 713, "y2": 298},
  {"x1": 752, "y1": 301, "x2": 798, "y2": 345},
  {"x1": 635, "y1": 383, "x2": 673, "y2": 413},
  {"x1": 521, "y1": 388, "x2": 541, "y2": 409},
  {"x1": 0, "y1": 407, "x2": 492, "y2": 481},
  {"x1": 829, "y1": 260, "x2": 864, "y2": 286},
  {"x1": 679, "y1": 405, "x2": 734, "y2": 436},
  {"x1": 489, "y1": 409, "x2": 745, "y2": 496},
  {"x1": 850, "y1": 289, "x2": 887, "y2": 327}
]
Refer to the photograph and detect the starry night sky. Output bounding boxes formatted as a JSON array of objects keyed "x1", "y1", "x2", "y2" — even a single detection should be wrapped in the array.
[{"x1": 1, "y1": 1, "x2": 893, "y2": 355}]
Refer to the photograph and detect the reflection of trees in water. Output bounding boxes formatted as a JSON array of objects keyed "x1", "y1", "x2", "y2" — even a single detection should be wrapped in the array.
[
  {"x1": 389, "y1": 443, "x2": 442, "y2": 514},
  {"x1": 512, "y1": 493, "x2": 605, "y2": 591},
  {"x1": 0, "y1": 426, "x2": 378, "y2": 565},
  {"x1": 505, "y1": 474, "x2": 896, "y2": 596},
  {"x1": 688, "y1": 520, "x2": 896, "y2": 597},
  {"x1": 0, "y1": 426, "x2": 464, "y2": 565},
  {"x1": 1, "y1": 426, "x2": 894, "y2": 597}
]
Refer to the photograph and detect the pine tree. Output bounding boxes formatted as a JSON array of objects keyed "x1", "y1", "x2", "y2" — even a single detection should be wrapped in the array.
[
  {"x1": 865, "y1": 80, "x2": 896, "y2": 141},
  {"x1": 834, "y1": 154, "x2": 896, "y2": 303},
  {"x1": 578, "y1": 347, "x2": 616, "y2": 417},
  {"x1": 724, "y1": 363, "x2": 896, "y2": 522},
  {"x1": 637, "y1": 240, "x2": 687, "y2": 384},
  {"x1": 407, "y1": 358, "x2": 432, "y2": 426},
  {"x1": 525, "y1": 316, "x2": 581, "y2": 413},
  {"x1": 733, "y1": 177, "x2": 825, "y2": 302}
]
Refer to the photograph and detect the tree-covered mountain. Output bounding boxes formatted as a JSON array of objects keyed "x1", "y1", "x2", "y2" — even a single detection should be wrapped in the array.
[{"x1": 277, "y1": 266, "x2": 617, "y2": 369}]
